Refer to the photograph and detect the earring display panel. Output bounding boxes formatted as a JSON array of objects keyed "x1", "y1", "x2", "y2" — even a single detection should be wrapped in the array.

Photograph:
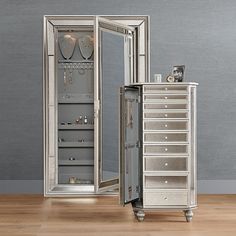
[{"x1": 57, "y1": 29, "x2": 94, "y2": 186}]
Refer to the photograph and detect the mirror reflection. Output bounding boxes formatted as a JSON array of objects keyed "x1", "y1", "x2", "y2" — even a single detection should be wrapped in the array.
[{"x1": 101, "y1": 30, "x2": 125, "y2": 182}]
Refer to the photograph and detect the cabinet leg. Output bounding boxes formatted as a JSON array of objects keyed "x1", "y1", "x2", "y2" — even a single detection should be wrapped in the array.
[
  {"x1": 184, "y1": 209, "x2": 193, "y2": 222},
  {"x1": 134, "y1": 210, "x2": 145, "y2": 222}
]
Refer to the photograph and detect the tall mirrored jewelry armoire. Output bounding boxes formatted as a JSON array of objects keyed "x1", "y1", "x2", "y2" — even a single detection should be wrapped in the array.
[{"x1": 43, "y1": 15, "x2": 150, "y2": 196}]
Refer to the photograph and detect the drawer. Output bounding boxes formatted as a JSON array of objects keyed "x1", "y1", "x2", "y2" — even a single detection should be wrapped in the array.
[
  {"x1": 144, "y1": 191, "x2": 188, "y2": 206},
  {"x1": 144, "y1": 157, "x2": 187, "y2": 171},
  {"x1": 144, "y1": 121, "x2": 188, "y2": 131},
  {"x1": 144, "y1": 133, "x2": 188, "y2": 142},
  {"x1": 143, "y1": 94, "x2": 188, "y2": 103},
  {"x1": 144, "y1": 111, "x2": 188, "y2": 119},
  {"x1": 144, "y1": 145, "x2": 188, "y2": 155},
  {"x1": 144, "y1": 103, "x2": 188, "y2": 110},
  {"x1": 143, "y1": 85, "x2": 188, "y2": 94},
  {"x1": 144, "y1": 176, "x2": 187, "y2": 189}
]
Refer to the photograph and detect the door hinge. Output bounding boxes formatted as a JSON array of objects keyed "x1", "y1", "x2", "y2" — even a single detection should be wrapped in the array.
[
  {"x1": 136, "y1": 140, "x2": 141, "y2": 148},
  {"x1": 137, "y1": 95, "x2": 141, "y2": 103}
]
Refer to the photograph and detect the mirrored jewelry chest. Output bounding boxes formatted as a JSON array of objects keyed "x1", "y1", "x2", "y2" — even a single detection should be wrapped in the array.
[
  {"x1": 119, "y1": 83, "x2": 198, "y2": 221},
  {"x1": 43, "y1": 15, "x2": 150, "y2": 196}
]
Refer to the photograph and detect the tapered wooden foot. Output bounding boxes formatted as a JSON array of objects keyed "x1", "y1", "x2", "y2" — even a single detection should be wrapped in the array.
[
  {"x1": 184, "y1": 209, "x2": 193, "y2": 222},
  {"x1": 134, "y1": 210, "x2": 145, "y2": 222}
]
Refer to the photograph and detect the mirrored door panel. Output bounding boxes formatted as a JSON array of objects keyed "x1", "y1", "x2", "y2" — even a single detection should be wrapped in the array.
[
  {"x1": 94, "y1": 17, "x2": 135, "y2": 191},
  {"x1": 101, "y1": 31, "x2": 124, "y2": 183}
]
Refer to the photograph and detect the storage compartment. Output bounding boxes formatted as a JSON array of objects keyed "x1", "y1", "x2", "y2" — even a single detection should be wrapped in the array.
[
  {"x1": 58, "y1": 148, "x2": 94, "y2": 166},
  {"x1": 144, "y1": 133, "x2": 188, "y2": 142},
  {"x1": 144, "y1": 145, "x2": 188, "y2": 155},
  {"x1": 143, "y1": 85, "x2": 188, "y2": 94},
  {"x1": 58, "y1": 166, "x2": 94, "y2": 184},
  {"x1": 58, "y1": 104, "x2": 94, "y2": 125},
  {"x1": 144, "y1": 103, "x2": 188, "y2": 110},
  {"x1": 144, "y1": 157, "x2": 187, "y2": 171},
  {"x1": 144, "y1": 176, "x2": 187, "y2": 189},
  {"x1": 143, "y1": 191, "x2": 188, "y2": 206},
  {"x1": 144, "y1": 121, "x2": 188, "y2": 131}
]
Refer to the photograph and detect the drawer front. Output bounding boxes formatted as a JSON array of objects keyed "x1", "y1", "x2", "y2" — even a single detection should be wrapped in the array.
[
  {"x1": 144, "y1": 157, "x2": 187, "y2": 171},
  {"x1": 144, "y1": 145, "x2": 188, "y2": 155},
  {"x1": 144, "y1": 111, "x2": 188, "y2": 119},
  {"x1": 144, "y1": 103, "x2": 188, "y2": 110},
  {"x1": 144, "y1": 191, "x2": 188, "y2": 206},
  {"x1": 143, "y1": 85, "x2": 188, "y2": 94},
  {"x1": 144, "y1": 121, "x2": 188, "y2": 131},
  {"x1": 144, "y1": 133, "x2": 188, "y2": 143},
  {"x1": 144, "y1": 176, "x2": 187, "y2": 189},
  {"x1": 143, "y1": 94, "x2": 188, "y2": 103}
]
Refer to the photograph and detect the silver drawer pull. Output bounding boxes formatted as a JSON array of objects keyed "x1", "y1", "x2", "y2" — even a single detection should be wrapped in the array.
[
  {"x1": 165, "y1": 136, "x2": 168, "y2": 140},
  {"x1": 165, "y1": 148, "x2": 168, "y2": 151},
  {"x1": 164, "y1": 180, "x2": 168, "y2": 184},
  {"x1": 165, "y1": 87, "x2": 168, "y2": 91},
  {"x1": 164, "y1": 197, "x2": 168, "y2": 200},
  {"x1": 164, "y1": 124, "x2": 168, "y2": 128},
  {"x1": 164, "y1": 105, "x2": 168, "y2": 108},
  {"x1": 164, "y1": 114, "x2": 168, "y2": 117},
  {"x1": 165, "y1": 96, "x2": 168, "y2": 99},
  {"x1": 164, "y1": 162, "x2": 168, "y2": 166}
]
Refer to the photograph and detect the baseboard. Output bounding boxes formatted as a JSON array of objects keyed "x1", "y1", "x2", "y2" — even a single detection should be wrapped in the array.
[
  {"x1": 0, "y1": 180, "x2": 235, "y2": 194},
  {"x1": 0, "y1": 180, "x2": 43, "y2": 194},
  {"x1": 197, "y1": 180, "x2": 236, "y2": 194}
]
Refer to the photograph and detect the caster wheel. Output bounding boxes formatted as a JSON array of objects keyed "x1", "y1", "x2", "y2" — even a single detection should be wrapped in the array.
[
  {"x1": 184, "y1": 210, "x2": 193, "y2": 222},
  {"x1": 136, "y1": 210, "x2": 145, "y2": 222}
]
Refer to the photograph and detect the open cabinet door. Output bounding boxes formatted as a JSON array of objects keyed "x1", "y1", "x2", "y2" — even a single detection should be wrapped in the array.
[
  {"x1": 94, "y1": 17, "x2": 135, "y2": 192},
  {"x1": 120, "y1": 87, "x2": 141, "y2": 205}
]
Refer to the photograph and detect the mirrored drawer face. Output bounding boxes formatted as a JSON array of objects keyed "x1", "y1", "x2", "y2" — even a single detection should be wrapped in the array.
[
  {"x1": 144, "y1": 145, "x2": 188, "y2": 155},
  {"x1": 144, "y1": 191, "x2": 188, "y2": 206},
  {"x1": 144, "y1": 157, "x2": 187, "y2": 171},
  {"x1": 143, "y1": 94, "x2": 188, "y2": 103},
  {"x1": 144, "y1": 176, "x2": 187, "y2": 189},
  {"x1": 144, "y1": 121, "x2": 188, "y2": 131},
  {"x1": 143, "y1": 85, "x2": 188, "y2": 94},
  {"x1": 144, "y1": 103, "x2": 188, "y2": 110},
  {"x1": 144, "y1": 133, "x2": 188, "y2": 142},
  {"x1": 144, "y1": 112, "x2": 188, "y2": 119}
]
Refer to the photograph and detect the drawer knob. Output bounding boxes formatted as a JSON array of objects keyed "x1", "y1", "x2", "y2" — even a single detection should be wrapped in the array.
[
  {"x1": 165, "y1": 136, "x2": 168, "y2": 140},
  {"x1": 165, "y1": 124, "x2": 168, "y2": 128},
  {"x1": 165, "y1": 87, "x2": 168, "y2": 91},
  {"x1": 164, "y1": 197, "x2": 168, "y2": 200},
  {"x1": 164, "y1": 162, "x2": 168, "y2": 166},
  {"x1": 165, "y1": 96, "x2": 168, "y2": 99},
  {"x1": 165, "y1": 148, "x2": 168, "y2": 151},
  {"x1": 164, "y1": 180, "x2": 168, "y2": 184},
  {"x1": 164, "y1": 105, "x2": 168, "y2": 108},
  {"x1": 164, "y1": 114, "x2": 168, "y2": 117}
]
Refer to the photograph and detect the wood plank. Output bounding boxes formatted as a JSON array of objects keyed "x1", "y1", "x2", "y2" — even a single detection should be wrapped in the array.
[{"x1": 0, "y1": 195, "x2": 236, "y2": 235}]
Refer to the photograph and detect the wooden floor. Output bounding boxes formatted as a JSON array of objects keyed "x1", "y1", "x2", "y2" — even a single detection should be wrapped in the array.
[{"x1": 0, "y1": 195, "x2": 236, "y2": 236}]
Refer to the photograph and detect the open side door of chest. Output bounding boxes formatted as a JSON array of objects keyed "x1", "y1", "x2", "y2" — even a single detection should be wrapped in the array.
[{"x1": 120, "y1": 86, "x2": 141, "y2": 205}]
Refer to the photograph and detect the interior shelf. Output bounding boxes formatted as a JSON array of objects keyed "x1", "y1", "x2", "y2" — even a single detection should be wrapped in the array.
[
  {"x1": 58, "y1": 141, "x2": 94, "y2": 148},
  {"x1": 58, "y1": 160, "x2": 94, "y2": 166},
  {"x1": 58, "y1": 124, "x2": 94, "y2": 130},
  {"x1": 58, "y1": 94, "x2": 94, "y2": 104}
]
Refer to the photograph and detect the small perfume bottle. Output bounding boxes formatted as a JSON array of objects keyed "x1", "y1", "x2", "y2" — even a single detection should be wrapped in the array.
[{"x1": 84, "y1": 116, "x2": 88, "y2": 124}]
